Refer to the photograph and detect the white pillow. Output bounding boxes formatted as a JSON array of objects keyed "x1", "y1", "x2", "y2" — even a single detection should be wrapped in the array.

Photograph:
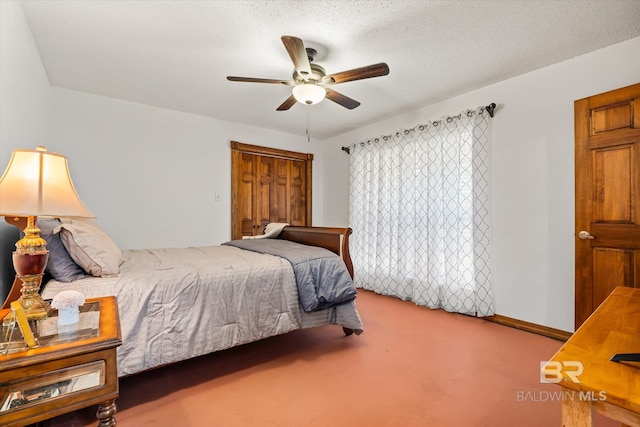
[
  {"x1": 241, "y1": 222, "x2": 289, "y2": 240},
  {"x1": 57, "y1": 219, "x2": 122, "y2": 277}
]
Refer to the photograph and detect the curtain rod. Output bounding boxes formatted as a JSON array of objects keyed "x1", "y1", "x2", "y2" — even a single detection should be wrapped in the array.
[{"x1": 341, "y1": 103, "x2": 496, "y2": 154}]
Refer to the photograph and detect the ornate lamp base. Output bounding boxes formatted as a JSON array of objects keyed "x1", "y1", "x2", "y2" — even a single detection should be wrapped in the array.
[
  {"x1": 3, "y1": 273, "x2": 51, "y2": 325},
  {"x1": 3, "y1": 216, "x2": 51, "y2": 325},
  {"x1": 5, "y1": 247, "x2": 50, "y2": 326},
  {"x1": 16, "y1": 273, "x2": 50, "y2": 320}
]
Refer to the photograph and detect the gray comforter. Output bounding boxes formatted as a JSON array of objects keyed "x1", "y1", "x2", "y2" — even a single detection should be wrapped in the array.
[
  {"x1": 42, "y1": 245, "x2": 364, "y2": 376},
  {"x1": 223, "y1": 239, "x2": 357, "y2": 312}
]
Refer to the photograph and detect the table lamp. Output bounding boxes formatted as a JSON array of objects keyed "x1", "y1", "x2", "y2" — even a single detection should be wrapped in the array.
[{"x1": 0, "y1": 146, "x2": 94, "y2": 320}]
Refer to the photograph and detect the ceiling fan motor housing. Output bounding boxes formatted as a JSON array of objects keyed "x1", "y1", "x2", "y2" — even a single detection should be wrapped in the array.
[{"x1": 293, "y1": 63, "x2": 326, "y2": 84}]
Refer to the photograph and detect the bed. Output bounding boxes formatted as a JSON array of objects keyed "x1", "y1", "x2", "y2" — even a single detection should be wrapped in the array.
[{"x1": 1, "y1": 218, "x2": 363, "y2": 377}]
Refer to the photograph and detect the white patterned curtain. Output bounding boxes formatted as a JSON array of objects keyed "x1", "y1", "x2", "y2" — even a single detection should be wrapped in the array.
[{"x1": 348, "y1": 106, "x2": 494, "y2": 316}]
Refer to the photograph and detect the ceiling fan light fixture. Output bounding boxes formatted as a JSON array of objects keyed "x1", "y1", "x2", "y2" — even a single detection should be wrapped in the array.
[{"x1": 292, "y1": 84, "x2": 326, "y2": 105}]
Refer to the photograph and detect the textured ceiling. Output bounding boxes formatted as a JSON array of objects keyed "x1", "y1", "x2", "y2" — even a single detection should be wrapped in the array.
[{"x1": 21, "y1": 0, "x2": 640, "y2": 140}]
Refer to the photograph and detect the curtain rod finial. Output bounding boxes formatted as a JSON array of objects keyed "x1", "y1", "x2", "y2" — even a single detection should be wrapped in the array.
[
  {"x1": 341, "y1": 146, "x2": 351, "y2": 154},
  {"x1": 486, "y1": 103, "x2": 496, "y2": 118}
]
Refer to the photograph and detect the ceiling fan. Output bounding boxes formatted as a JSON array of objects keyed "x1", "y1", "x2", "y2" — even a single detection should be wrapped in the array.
[{"x1": 227, "y1": 36, "x2": 390, "y2": 111}]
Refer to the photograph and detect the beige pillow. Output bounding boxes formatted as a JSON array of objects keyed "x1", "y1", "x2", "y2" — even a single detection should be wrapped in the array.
[{"x1": 57, "y1": 219, "x2": 122, "y2": 277}]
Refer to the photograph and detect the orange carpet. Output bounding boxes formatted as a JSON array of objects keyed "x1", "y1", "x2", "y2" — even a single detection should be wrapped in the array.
[{"x1": 46, "y1": 290, "x2": 617, "y2": 426}]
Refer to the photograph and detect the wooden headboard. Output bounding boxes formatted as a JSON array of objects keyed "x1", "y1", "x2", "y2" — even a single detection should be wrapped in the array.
[{"x1": 278, "y1": 226, "x2": 354, "y2": 279}]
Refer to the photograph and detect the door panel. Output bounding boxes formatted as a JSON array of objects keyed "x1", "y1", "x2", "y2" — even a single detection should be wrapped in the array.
[
  {"x1": 289, "y1": 160, "x2": 306, "y2": 226},
  {"x1": 575, "y1": 83, "x2": 640, "y2": 328},
  {"x1": 592, "y1": 145, "x2": 633, "y2": 222},
  {"x1": 239, "y1": 153, "x2": 256, "y2": 237},
  {"x1": 592, "y1": 248, "x2": 634, "y2": 306},
  {"x1": 272, "y1": 159, "x2": 290, "y2": 224},
  {"x1": 592, "y1": 102, "x2": 634, "y2": 134},
  {"x1": 257, "y1": 156, "x2": 273, "y2": 232}
]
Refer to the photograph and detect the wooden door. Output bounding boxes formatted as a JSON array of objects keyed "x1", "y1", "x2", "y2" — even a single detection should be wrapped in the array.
[
  {"x1": 230, "y1": 142, "x2": 313, "y2": 240},
  {"x1": 575, "y1": 82, "x2": 640, "y2": 328}
]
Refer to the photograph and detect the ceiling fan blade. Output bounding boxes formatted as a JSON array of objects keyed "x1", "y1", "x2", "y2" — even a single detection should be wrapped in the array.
[
  {"x1": 325, "y1": 88, "x2": 361, "y2": 110},
  {"x1": 227, "y1": 76, "x2": 295, "y2": 85},
  {"x1": 323, "y1": 62, "x2": 390, "y2": 85},
  {"x1": 281, "y1": 35, "x2": 312, "y2": 81},
  {"x1": 276, "y1": 95, "x2": 297, "y2": 111}
]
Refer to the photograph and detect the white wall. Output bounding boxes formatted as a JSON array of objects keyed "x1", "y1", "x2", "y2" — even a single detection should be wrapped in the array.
[
  {"x1": 0, "y1": 1, "x2": 53, "y2": 297},
  {"x1": 0, "y1": 1, "x2": 51, "y2": 165},
  {"x1": 47, "y1": 88, "x2": 324, "y2": 250},
  {"x1": 323, "y1": 36, "x2": 640, "y2": 332}
]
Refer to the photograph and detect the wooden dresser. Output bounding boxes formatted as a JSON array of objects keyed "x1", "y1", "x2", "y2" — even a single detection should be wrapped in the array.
[{"x1": 544, "y1": 286, "x2": 640, "y2": 426}]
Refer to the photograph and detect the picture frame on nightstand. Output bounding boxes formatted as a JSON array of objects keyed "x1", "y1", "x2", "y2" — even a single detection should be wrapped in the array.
[
  {"x1": 9, "y1": 302, "x2": 38, "y2": 349},
  {"x1": 0, "y1": 302, "x2": 38, "y2": 355}
]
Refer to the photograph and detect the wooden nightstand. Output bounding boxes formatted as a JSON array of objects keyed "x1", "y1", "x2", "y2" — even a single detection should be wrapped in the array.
[{"x1": 0, "y1": 296, "x2": 121, "y2": 427}]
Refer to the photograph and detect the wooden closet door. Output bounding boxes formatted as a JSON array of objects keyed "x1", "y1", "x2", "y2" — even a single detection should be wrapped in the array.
[
  {"x1": 235, "y1": 154, "x2": 278, "y2": 237},
  {"x1": 256, "y1": 155, "x2": 275, "y2": 233},
  {"x1": 230, "y1": 142, "x2": 313, "y2": 240}
]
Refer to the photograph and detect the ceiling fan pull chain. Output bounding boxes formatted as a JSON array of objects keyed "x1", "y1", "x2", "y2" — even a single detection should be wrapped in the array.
[{"x1": 306, "y1": 111, "x2": 311, "y2": 142}]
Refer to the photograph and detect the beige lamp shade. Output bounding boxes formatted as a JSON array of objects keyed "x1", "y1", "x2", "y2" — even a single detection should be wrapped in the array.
[{"x1": 0, "y1": 146, "x2": 94, "y2": 218}]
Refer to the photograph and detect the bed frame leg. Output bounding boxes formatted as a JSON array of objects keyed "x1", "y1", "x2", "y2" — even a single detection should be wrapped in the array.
[{"x1": 343, "y1": 327, "x2": 354, "y2": 336}]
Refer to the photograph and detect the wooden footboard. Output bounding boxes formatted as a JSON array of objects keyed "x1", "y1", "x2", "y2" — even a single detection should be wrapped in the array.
[{"x1": 278, "y1": 226, "x2": 354, "y2": 279}]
